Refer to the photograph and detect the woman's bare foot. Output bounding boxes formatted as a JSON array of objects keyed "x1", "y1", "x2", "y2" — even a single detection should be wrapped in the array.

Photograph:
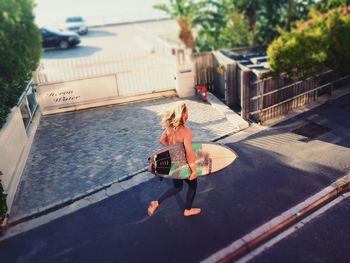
[
  {"x1": 147, "y1": 201, "x2": 159, "y2": 216},
  {"x1": 184, "y1": 208, "x2": 201, "y2": 217}
]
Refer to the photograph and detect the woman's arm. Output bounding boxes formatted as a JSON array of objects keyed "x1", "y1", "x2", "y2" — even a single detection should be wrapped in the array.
[
  {"x1": 183, "y1": 129, "x2": 197, "y2": 180},
  {"x1": 160, "y1": 129, "x2": 169, "y2": 146}
]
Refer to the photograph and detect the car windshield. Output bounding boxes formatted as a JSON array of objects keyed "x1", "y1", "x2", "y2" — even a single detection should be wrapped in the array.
[
  {"x1": 42, "y1": 28, "x2": 62, "y2": 35},
  {"x1": 66, "y1": 17, "x2": 83, "y2": 23}
]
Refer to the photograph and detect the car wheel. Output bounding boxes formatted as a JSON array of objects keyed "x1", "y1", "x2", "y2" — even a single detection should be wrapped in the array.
[{"x1": 59, "y1": 40, "x2": 69, "y2": 49}]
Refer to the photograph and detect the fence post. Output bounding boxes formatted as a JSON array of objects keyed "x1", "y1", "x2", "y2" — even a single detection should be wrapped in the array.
[
  {"x1": 212, "y1": 54, "x2": 219, "y2": 95},
  {"x1": 259, "y1": 79, "x2": 266, "y2": 123},
  {"x1": 193, "y1": 52, "x2": 214, "y2": 92},
  {"x1": 241, "y1": 70, "x2": 251, "y2": 120},
  {"x1": 226, "y1": 63, "x2": 238, "y2": 108}
]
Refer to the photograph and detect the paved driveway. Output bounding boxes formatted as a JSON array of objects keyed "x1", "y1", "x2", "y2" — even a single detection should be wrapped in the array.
[{"x1": 10, "y1": 96, "x2": 237, "y2": 222}]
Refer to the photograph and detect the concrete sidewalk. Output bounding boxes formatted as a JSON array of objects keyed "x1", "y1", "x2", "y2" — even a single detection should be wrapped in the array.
[
  {"x1": 0, "y1": 93, "x2": 349, "y2": 263},
  {"x1": 9, "y1": 95, "x2": 246, "y2": 223}
]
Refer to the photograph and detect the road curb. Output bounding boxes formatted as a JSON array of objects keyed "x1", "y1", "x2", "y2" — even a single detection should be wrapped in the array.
[
  {"x1": 206, "y1": 92, "x2": 249, "y2": 131},
  {"x1": 1, "y1": 167, "x2": 149, "y2": 229},
  {"x1": 202, "y1": 173, "x2": 350, "y2": 263}
]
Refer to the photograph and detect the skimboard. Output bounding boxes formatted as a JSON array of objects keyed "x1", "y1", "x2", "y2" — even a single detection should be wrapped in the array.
[{"x1": 148, "y1": 142, "x2": 238, "y2": 179}]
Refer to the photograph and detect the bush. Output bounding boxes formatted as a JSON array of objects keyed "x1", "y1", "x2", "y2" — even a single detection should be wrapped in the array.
[
  {"x1": 0, "y1": 171, "x2": 7, "y2": 220},
  {"x1": 267, "y1": 6, "x2": 350, "y2": 79},
  {"x1": 0, "y1": 0, "x2": 42, "y2": 129},
  {"x1": 314, "y1": 0, "x2": 350, "y2": 12},
  {"x1": 324, "y1": 7, "x2": 350, "y2": 75}
]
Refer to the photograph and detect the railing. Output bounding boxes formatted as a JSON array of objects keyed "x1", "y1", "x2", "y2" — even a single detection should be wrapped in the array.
[
  {"x1": 33, "y1": 50, "x2": 176, "y2": 85},
  {"x1": 248, "y1": 70, "x2": 350, "y2": 122},
  {"x1": 17, "y1": 79, "x2": 39, "y2": 131},
  {"x1": 133, "y1": 24, "x2": 176, "y2": 53}
]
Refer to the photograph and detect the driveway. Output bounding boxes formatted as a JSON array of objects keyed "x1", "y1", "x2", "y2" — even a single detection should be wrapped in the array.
[{"x1": 10, "y1": 96, "x2": 237, "y2": 222}]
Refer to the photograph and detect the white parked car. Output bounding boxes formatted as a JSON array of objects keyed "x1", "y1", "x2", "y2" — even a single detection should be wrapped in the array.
[{"x1": 62, "y1": 16, "x2": 88, "y2": 35}]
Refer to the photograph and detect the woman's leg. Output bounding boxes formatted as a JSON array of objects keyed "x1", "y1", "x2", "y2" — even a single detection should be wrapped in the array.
[
  {"x1": 148, "y1": 179, "x2": 183, "y2": 216},
  {"x1": 158, "y1": 179, "x2": 183, "y2": 204},
  {"x1": 184, "y1": 179, "x2": 197, "y2": 210},
  {"x1": 184, "y1": 179, "x2": 201, "y2": 216}
]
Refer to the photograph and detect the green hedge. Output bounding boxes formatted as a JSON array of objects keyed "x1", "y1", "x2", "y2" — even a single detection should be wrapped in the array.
[
  {"x1": 0, "y1": 0, "x2": 42, "y2": 129},
  {"x1": 0, "y1": 171, "x2": 7, "y2": 220},
  {"x1": 267, "y1": 6, "x2": 350, "y2": 79}
]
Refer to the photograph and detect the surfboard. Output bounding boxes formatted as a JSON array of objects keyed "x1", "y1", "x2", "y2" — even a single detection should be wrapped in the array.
[{"x1": 148, "y1": 142, "x2": 238, "y2": 179}]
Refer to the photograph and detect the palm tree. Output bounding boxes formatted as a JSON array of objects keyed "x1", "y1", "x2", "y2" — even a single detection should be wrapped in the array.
[
  {"x1": 153, "y1": 0, "x2": 199, "y2": 50},
  {"x1": 235, "y1": 0, "x2": 260, "y2": 32}
]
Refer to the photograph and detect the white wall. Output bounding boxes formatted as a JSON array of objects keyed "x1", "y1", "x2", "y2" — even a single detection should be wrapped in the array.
[
  {"x1": 36, "y1": 70, "x2": 177, "y2": 115},
  {"x1": 0, "y1": 107, "x2": 41, "y2": 213},
  {"x1": 36, "y1": 75, "x2": 119, "y2": 111},
  {"x1": 176, "y1": 63, "x2": 195, "y2": 98}
]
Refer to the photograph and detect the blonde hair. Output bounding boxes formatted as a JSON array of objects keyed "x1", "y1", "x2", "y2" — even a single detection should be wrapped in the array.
[{"x1": 161, "y1": 102, "x2": 187, "y2": 130}]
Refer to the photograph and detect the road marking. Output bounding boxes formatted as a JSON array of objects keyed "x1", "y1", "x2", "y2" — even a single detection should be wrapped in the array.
[
  {"x1": 237, "y1": 192, "x2": 350, "y2": 263},
  {"x1": 202, "y1": 173, "x2": 350, "y2": 263}
]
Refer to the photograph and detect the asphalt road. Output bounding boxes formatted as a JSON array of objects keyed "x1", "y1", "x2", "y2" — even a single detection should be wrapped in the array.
[
  {"x1": 0, "y1": 93, "x2": 349, "y2": 262},
  {"x1": 251, "y1": 196, "x2": 350, "y2": 263}
]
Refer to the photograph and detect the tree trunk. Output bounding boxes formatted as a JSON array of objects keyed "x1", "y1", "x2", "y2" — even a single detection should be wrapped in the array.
[
  {"x1": 246, "y1": 2, "x2": 256, "y2": 32},
  {"x1": 178, "y1": 17, "x2": 195, "y2": 51}
]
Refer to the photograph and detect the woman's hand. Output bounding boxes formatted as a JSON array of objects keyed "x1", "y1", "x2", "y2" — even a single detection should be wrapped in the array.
[
  {"x1": 189, "y1": 172, "x2": 198, "y2": 181},
  {"x1": 188, "y1": 162, "x2": 197, "y2": 180},
  {"x1": 184, "y1": 130, "x2": 197, "y2": 181}
]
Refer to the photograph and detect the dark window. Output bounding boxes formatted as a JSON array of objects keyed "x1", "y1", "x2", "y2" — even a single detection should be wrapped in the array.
[{"x1": 66, "y1": 17, "x2": 83, "y2": 23}]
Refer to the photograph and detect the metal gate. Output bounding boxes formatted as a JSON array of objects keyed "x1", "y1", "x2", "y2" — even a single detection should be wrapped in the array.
[{"x1": 33, "y1": 50, "x2": 177, "y2": 114}]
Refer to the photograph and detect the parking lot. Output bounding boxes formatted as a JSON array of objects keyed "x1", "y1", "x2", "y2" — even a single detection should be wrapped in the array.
[{"x1": 42, "y1": 19, "x2": 179, "y2": 60}]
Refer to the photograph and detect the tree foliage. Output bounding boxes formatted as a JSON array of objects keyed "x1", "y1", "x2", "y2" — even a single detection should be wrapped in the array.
[
  {"x1": 154, "y1": 1, "x2": 350, "y2": 52},
  {"x1": 268, "y1": 6, "x2": 350, "y2": 79},
  {"x1": 194, "y1": 0, "x2": 253, "y2": 51},
  {"x1": 235, "y1": 0, "x2": 315, "y2": 45},
  {"x1": 0, "y1": 171, "x2": 7, "y2": 220},
  {"x1": 0, "y1": 0, "x2": 41, "y2": 129},
  {"x1": 313, "y1": 0, "x2": 350, "y2": 12}
]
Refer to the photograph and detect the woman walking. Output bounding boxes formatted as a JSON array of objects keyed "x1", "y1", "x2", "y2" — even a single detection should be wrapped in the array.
[{"x1": 148, "y1": 102, "x2": 201, "y2": 217}]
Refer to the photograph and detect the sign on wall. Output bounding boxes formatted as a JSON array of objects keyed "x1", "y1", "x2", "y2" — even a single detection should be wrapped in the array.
[{"x1": 37, "y1": 75, "x2": 119, "y2": 109}]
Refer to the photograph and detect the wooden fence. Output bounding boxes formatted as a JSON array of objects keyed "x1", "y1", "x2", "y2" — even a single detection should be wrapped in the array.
[
  {"x1": 194, "y1": 48, "x2": 350, "y2": 123},
  {"x1": 193, "y1": 52, "x2": 214, "y2": 92},
  {"x1": 247, "y1": 70, "x2": 350, "y2": 122}
]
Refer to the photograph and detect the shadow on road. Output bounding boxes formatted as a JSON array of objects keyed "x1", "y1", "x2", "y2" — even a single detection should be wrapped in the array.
[
  {"x1": 82, "y1": 29, "x2": 117, "y2": 38},
  {"x1": 271, "y1": 93, "x2": 350, "y2": 149},
  {"x1": 1, "y1": 141, "x2": 347, "y2": 263},
  {"x1": 43, "y1": 45, "x2": 102, "y2": 59}
]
